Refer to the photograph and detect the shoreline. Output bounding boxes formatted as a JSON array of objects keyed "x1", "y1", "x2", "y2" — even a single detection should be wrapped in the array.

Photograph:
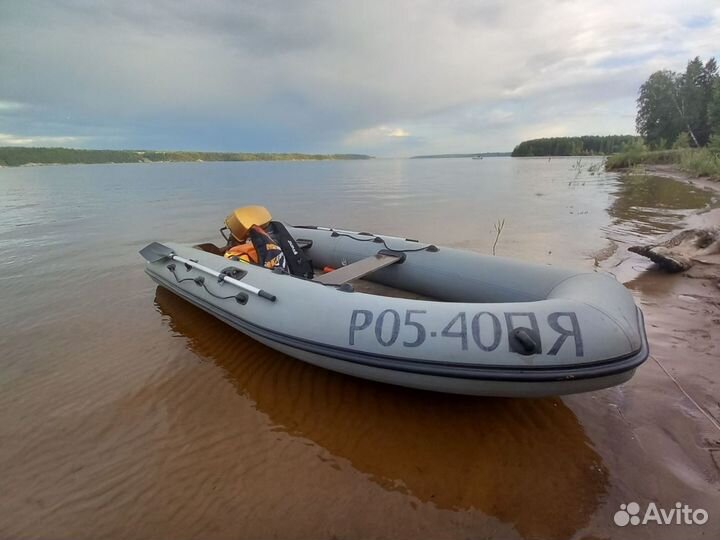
[
  {"x1": 642, "y1": 164, "x2": 720, "y2": 194},
  {"x1": 596, "y1": 164, "x2": 720, "y2": 273},
  {"x1": 0, "y1": 147, "x2": 374, "y2": 168},
  {"x1": 0, "y1": 157, "x2": 373, "y2": 168},
  {"x1": 597, "y1": 163, "x2": 720, "y2": 494}
]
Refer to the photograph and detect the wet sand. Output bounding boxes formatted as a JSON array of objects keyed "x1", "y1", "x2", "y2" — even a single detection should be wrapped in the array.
[
  {"x1": 1, "y1": 160, "x2": 719, "y2": 540},
  {"x1": 594, "y1": 167, "x2": 720, "y2": 535}
]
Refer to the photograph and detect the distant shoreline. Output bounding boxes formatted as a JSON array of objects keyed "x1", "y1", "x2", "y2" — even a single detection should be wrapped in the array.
[
  {"x1": 410, "y1": 152, "x2": 511, "y2": 159},
  {"x1": 0, "y1": 147, "x2": 373, "y2": 167}
]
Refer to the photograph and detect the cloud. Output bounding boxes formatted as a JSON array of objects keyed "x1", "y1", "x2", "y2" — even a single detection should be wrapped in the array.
[
  {"x1": 343, "y1": 126, "x2": 413, "y2": 147},
  {"x1": 386, "y1": 128, "x2": 410, "y2": 138},
  {"x1": 0, "y1": 101, "x2": 25, "y2": 112},
  {"x1": 1, "y1": 0, "x2": 718, "y2": 155},
  {"x1": 0, "y1": 133, "x2": 89, "y2": 146}
]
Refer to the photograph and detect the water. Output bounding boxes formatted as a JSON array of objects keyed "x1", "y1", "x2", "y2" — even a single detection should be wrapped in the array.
[{"x1": 0, "y1": 158, "x2": 717, "y2": 539}]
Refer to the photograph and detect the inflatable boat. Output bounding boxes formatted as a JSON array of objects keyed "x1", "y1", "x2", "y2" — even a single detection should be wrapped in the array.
[{"x1": 140, "y1": 210, "x2": 648, "y2": 397}]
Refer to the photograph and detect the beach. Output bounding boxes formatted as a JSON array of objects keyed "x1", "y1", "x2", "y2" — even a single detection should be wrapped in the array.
[{"x1": 598, "y1": 165, "x2": 720, "y2": 488}]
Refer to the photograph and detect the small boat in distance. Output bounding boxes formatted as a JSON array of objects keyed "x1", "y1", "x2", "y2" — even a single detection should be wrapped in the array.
[
  {"x1": 472, "y1": 155, "x2": 484, "y2": 159},
  {"x1": 140, "y1": 206, "x2": 648, "y2": 397}
]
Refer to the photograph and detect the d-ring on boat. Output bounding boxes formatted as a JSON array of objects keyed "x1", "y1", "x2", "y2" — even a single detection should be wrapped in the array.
[{"x1": 140, "y1": 205, "x2": 649, "y2": 397}]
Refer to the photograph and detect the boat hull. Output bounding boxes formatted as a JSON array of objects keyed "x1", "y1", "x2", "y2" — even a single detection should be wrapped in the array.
[
  {"x1": 141, "y1": 225, "x2": 650, "y2": 397},
  {"x1": 145, "y1": 230, "x2": 649, "y2": 397}
]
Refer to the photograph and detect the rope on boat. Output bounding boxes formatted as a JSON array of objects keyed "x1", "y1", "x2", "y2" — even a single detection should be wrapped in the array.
[
  {"x1": 329, "y1": 231, "x2": 437, "y2": 253},
  {"x1": 293, "y1": 225, "x2": 438, "y2": 253},
  {"x1": 167, "y1": 263, "x2": 248, "y2": 304}
]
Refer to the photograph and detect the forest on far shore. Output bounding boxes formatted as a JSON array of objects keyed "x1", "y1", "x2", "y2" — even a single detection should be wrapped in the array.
[
  {"x1": 511, "y1": 135, "x2": 638, "y2": 157},
  {"x1": 0, "y1": 147, "x2": 372, "y2": 167}
]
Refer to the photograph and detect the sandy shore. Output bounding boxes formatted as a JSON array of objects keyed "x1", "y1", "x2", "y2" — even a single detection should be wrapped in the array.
[{"x1": 601, "y1": 164, "x2": 720, "y2": 492}]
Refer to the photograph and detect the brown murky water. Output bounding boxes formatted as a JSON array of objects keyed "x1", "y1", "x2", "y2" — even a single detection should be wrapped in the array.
[{"x1": 1, "y1": 159, "x2": 718, "y2": 539}]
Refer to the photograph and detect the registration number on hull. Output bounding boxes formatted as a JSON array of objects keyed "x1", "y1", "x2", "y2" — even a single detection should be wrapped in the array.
[{"x1": 349, "y1": 309, "x2": 583, "y2": 356}]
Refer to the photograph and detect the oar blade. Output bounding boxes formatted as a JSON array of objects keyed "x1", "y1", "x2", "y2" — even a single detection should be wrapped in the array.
[{"x1": 139, "y1": 242, "x2": 174, "y2": 263}]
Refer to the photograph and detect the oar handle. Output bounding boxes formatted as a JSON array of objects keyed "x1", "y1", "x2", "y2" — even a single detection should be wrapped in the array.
[{"x1": 258, "y1": 290, "x2": 277, "y2": 302}]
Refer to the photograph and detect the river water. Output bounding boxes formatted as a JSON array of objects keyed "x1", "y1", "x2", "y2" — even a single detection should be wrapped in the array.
[{"x1": 0, "y1": 157, "x2": 717, "y2": 539}]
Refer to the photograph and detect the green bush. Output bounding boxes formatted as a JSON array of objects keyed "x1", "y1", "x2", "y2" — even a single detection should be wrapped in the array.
[
  {"x1": 605, "y1": 141, "x2": 672, "y2": 169},
  {"x1": 672, "y1": 131, "x2": 692, "y2": 149},
  {"x1": 678, "y1": 148, "x2": 720, "y2": 177},
  {"x1": 605, "y1": 146, "x2": 719, "y2": 178},
  {"x1": 708, "y1": 134, "x2": 720, "y2": 156}
]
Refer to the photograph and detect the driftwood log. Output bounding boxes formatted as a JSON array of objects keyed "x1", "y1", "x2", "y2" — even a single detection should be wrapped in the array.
[{"x1": 629, "y1": 228, "x2": 720, "y2": 273}]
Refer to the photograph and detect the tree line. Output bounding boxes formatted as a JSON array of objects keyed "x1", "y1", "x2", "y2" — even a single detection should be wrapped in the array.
[
  {"x1": 511, "y1": 135, "x2": 638, "y2": 157},
  {"x1": 636, "y1": 56, "x2": 720, "y2": 149},
  {"x1": 0, "y1": 147, "x2": 372, "y2": 167}
]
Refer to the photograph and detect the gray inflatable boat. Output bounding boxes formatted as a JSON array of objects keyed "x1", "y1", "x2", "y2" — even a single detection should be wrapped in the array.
[{"x1": 140, "y1": 224, "x2": 648, "y2": 397}]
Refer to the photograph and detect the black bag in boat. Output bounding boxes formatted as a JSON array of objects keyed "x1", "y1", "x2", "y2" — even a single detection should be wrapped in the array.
[
  {"x1": 248, "y1": 225, "x2": 287, "y2": 271},
  {"x1": 267, "y1": 221, "x2": 314, "y2": 279}
]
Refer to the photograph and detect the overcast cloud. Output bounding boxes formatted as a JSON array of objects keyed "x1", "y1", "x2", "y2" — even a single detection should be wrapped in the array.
[{"x1": 1, "y1": 0, "x2": 719, "y2": 155}]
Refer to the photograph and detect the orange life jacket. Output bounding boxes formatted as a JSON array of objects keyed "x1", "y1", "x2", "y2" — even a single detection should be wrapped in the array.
[
  {"x1": 224, "y1": 242, "x2": 259, "y2": 264},
  {"x1": 224, "y1": 225, "x2": 287, "y2": 271}
]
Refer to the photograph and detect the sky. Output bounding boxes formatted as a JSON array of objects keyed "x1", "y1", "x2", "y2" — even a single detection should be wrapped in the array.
[{"x1": 1, "y1": 0, "x2": 719, "y2": 156}]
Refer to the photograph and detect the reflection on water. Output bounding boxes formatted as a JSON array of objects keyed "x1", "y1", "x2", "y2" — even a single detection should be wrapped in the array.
[
  {"x1": 605, "y1": 174, "x2": 714, "y2": 242},
  {"x1": 154, "y1": 286, "x2": 607, "y2": 540}
]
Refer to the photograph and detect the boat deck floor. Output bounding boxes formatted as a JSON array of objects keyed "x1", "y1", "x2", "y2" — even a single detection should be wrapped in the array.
[{"x1": 192, "y1": 243, "x2": 435, "y2": 301}]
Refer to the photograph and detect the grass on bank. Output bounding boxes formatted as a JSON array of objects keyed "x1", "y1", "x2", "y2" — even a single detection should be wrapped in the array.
[{"x1": 605, "y1": 141, "x2": 720, "y2": 179}]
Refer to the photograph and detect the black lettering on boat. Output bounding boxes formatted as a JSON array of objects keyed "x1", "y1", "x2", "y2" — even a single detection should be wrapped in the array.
[
  {"x1": 403, "y1": 310, "x2": 427, "y2": 347},
  {"x1": 349, "y1": 310, "x2": 373, "y2": 345},
  {"x1": 375, "y1": 309, "x2": 401, "y2": 347},
  {"x1": 547, "y1": 312, "x2": 584, "y2": 356},
  {"x1": 471, "y1": 312, "x2": 502, "y2": 352},
  {"x1": 504, "y1": 312, "x2": 542, "y2": 353},
  {"x1": 442, "y1": 313, "x2": 468, "y2": 350}
]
